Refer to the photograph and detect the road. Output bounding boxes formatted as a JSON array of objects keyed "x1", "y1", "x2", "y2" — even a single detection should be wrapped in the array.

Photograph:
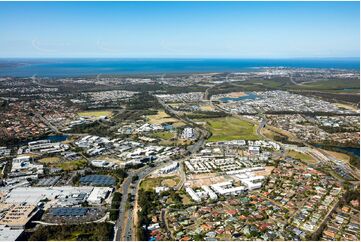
[
  {"x1": 114, "y1": 164, "x2": 153, "y2": 241},
  {"x1": 289, "y1": 74, "x2": 300, "y2": 86},
  {"x1": 156, "y1": 97, "x2": 210, "y2": 154},
  {"x1": 160, "y1": 209, "x2": 172, "y2": 239},
  {"x1": 34, "y1": 112, "x2": 60, "y2": 133},
  {"x1": 118, "y1": 160, "x2": 183, "y2": 241},
  {"x1": 115, "y1": 97, "x2": 210, "y2": 241}
]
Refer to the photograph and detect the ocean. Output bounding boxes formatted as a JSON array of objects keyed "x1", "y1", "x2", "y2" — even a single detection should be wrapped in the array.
[{"x1": 0, "y1": 58, "x2": 359, "y2": 77}]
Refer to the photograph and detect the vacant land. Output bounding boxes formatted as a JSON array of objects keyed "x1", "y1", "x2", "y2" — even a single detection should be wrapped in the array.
[
  {"x1": 199, "y1": 104, "x2": 215, "y2": 111},
  {"x1": 140, "y1": 176, "x2": 180, "y2": 192},
  {"x1": 78, "y1": 110, "x2": 112, "y2": 118},
  {"x1": 201, "y1": 117, "x2": 259, "y2": 141},
  {"x1": 147, "y1": 110, "x2": 185, "y2": 127}
]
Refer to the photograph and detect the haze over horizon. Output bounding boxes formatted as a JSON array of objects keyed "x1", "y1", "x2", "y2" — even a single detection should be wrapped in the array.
[{"x1": 0, "y1": 1, "x2": 359, "y2": 59}]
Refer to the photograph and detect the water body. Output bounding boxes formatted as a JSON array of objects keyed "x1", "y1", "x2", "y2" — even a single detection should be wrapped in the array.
[
  {"x1": 220, "y1": 92, "x2": 258, "y2": 102},
  {"x1": 44, "y1": 135, "x2": 68, "y2": 142},
  {"x1": 16, "y1": 135, "x2": 68, "y2": 146},
  {"x1": 0, "y1": 58, "x2": 359, "y2": 77}
]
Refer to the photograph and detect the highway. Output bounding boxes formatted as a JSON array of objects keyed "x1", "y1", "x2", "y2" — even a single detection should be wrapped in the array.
[
  {"x1": 118, "y1": 160, "x2": 185, "y2": 241},
  {"x1": 114, "y1": 165, "x2": 152, "y2": 241}
]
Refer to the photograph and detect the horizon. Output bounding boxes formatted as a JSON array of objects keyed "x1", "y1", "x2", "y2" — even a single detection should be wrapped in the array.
[
  {"x1": 1, "y1": 57, "x2": 360, "y2": 60},
  {"x1": 0, "y1": 1, "x2": 359, "y2": 59}
]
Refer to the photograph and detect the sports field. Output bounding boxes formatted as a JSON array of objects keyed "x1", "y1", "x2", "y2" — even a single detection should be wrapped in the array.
[{"x1": 205, "y1": 117, "x2": 259, "y2": 141}]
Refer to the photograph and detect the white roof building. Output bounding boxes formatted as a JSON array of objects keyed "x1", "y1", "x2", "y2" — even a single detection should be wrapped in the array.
[
  {"x1": 185, "y1": 187, "x2": 201, "y2": 202},
  {"x1": 0, "y1": 225, "x2": 24, "y2": 241},
  {"x1": 87, "y1": 187, "x2": 113, "y2": 205},
  {"x1": 201, "y1": 185, "x2": 218, "y2": 200}
]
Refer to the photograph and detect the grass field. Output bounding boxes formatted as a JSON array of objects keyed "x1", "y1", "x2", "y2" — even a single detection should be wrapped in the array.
[
  {"x1": 203, "y1": 117, "x2": 259, "y2": 141},
  {"x1": 323, "y1": 150, "x2": 350, "y2": 163},
  {"x1": 161, "y1": 178, "x2": 178, "y2": 187},
  {"x1": 287, "y1": 150, "x2": 316, "y2": 163},
  {"x1": 38, "y1": 156, "x2": 61, "y2": 164},
  {"x1": 296, "y1": 79, "x2": 360, "y2": 90},
  {"x1": 57, "y1": 159, "x2": 87, "y2": 171},
  {"x1": 151, "y1": 131, "x2": 175, "y2": 140},
  {"x1": 78, "y1": 110, "x2": 112, "y2": 118},
  {"x1": 180, "y1": 193, "x2": 192, "y2": 205},
  {"x1": 140, "y1": 176, "x2": 179, "y2": 191}
]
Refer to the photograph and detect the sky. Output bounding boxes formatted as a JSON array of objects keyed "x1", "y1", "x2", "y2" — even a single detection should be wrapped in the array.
[{"x1": 0, "y1": 1, "x2": 359, "y2": 58}]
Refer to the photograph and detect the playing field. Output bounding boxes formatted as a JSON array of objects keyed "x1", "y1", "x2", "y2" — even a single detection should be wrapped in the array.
[
  {"x1": 77, "y1": 110, "x2": 112, "y2": 118},
  {"x1": 205, "y1": 117, "x2": 259, "y2": 141}
]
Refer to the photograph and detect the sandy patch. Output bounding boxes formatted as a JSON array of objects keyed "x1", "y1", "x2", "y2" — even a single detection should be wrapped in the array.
[
  {"x1": 185, "y1": 173, "x2": 228, "y2": 187},
  {"x1": 335, "y1": 103, "x2": 359, "y2": 112},
  {"x1": 227, "y1": 91, "x2": 246, "y2": 97}
]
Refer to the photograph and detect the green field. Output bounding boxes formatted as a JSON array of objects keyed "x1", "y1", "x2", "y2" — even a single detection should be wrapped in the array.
[
  {"x1": 204, "y1": 117, "x2": 260, "y2": 142},
  {"x1": 151, "y1": 131, "x2": 175, "y2": 140},
  {"x1": 288, "y1": 79, "x2": 360, "y2": 92},
  {"x1": 287, "y1": 150, "x2": 316, "y2": 163},
  {"x1": 38, "y1": 156, "x2": 61, "y2": 164},
  {"x1": 57, "y1": 159, "x2": 87, "y2": 171},
  {"x1": 29, "y1": 223, "x2": 113, "y2": 241}
]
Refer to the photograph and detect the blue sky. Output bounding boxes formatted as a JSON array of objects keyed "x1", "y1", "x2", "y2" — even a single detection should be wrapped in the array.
[{"x1": 0, "y1": 1, "x2": 359, "y2": 58}]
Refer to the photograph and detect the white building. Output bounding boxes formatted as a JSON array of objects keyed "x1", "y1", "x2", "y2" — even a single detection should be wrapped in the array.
[
  {"x1": 201, "y1": 185, "x2": 218, "y2": 200},
  {"x1": 155, "y1": 186, "x2": 169, "y2": 194},
  {"x1": 210, "y1": 181, "x2": 247, "y2": 195},
  {"x1": 185, "y1": 187, "x2": 201, "y2": 202},
  {"x1": 159, "y1": 162, "x2": 179, "y2": 174},
  {"x1": 87, "y1": 187, "x2": 113, "y2": 205},
  {"x1": 90, "y1": 160, "x2": 114, "y2": 168},
  {"x1": 181, "y1": 127, "x2": 196, "y2": 140}
]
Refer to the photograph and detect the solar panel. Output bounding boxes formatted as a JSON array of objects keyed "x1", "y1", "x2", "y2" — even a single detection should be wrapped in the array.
[
  {"x1": 79, "y1": 175, "x2": 115, "y2": 186},
  {"x1": 51, "y1": 207, "x2": 89, "y2": 217}
]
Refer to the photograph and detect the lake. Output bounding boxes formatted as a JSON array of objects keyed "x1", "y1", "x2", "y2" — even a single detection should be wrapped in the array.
[{"x1": 219, "y1": 92, "x2": 258, "y2": 102}]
